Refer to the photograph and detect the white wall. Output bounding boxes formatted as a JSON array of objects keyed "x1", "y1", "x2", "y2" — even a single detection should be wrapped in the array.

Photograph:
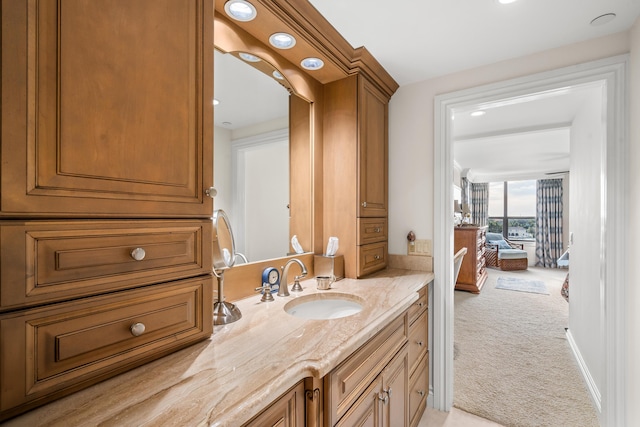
[
  {"x1": 568, "y1": 86, "x2": 605, "y2": 400},
  {"x1": 627, "y1": 16, "x2": 640, "y2": 427},
  {"x1": 388, "y1": 31, "x2": 629, "y2": 255}
]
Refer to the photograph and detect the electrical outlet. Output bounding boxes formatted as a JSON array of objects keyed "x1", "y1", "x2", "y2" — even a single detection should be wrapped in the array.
[{"x1": 408, "y1": 239, "x2": 432, "y2": 256}]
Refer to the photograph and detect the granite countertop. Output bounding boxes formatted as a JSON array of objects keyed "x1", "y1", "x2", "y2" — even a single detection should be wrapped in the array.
[{"x1": 6, "y1": 269, "x2": 433, "y2": 427}]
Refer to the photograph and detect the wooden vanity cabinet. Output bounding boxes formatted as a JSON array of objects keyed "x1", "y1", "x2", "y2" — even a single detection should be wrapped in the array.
[
  {"x1": 454, "y1": 226, "x2": 488, "y2": 293},
  {"x1": 1, "y1": 0, "x2": 214, "y2": 420},
  {"x1": 243, "y1": 381, "x2": 306, "y2": 427},
  {"x1": 324, "y1": 75, "x2": 389, "y2": 278}
]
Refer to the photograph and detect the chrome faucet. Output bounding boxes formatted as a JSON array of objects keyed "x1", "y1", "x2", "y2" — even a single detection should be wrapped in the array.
[{"x1": 278, "y1": 258, "x2": 308, "y2": 297}]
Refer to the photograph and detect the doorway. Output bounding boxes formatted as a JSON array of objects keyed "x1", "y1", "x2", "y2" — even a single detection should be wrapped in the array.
[{"x1": 432, "y1": 55, "x2": 628, "y2": 426}]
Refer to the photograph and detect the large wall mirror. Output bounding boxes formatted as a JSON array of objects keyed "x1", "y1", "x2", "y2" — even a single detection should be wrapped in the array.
[
  {"x1": 213, "y1": 14, "x2": 317, "y2": 265},
  {"x1": 214, "y1": 49, "x2": 292, "y2": 262}
]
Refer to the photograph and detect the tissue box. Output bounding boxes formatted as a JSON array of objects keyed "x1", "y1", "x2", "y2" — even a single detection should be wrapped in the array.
[{"x1": 314, "y1": 255, "x2": 344, "y2": 280}]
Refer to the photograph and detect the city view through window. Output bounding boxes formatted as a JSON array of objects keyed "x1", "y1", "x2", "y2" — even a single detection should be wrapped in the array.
[{"x1": 488, "y1": 180, "x2": 536, "y2": 240}]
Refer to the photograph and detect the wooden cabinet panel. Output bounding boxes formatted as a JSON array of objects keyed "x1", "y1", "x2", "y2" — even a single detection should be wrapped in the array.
[
  {"x1": 0, "y1": 277, "x2": 212, "y2": 418},
  {"x1": 407, "y1": 287, "x2": 427, "y2": 326},
  {"x1": 335, "y1": 376, "x2": 382, "y2": 427},
  {"x1": 1, "y1": 0, "x2": 213, "y2": 217},
  {"x1": 326, "y1": 313, "x2": 407, "y2": 425},
  {"x1": 358, "y1": 218, "x2": 388, "y2": 245},
  {"x1": 454, "y1": 226, "x2": 488, "y2": 293},
  {"x1": 408, "y1": 310, "x2": 428, "y2": 377},
  {"x1": 358, "y1": 78, "x2": 388, "y2": 218},
  {"x1": 243, "y1": 381, "x2": 306, "y2": 427},
  {"x1": 409, "y1": 354, "x2": 428, "y2": 427},
  {"x1": 381, "y1": 346, "x2": 409, "y2": 427},
  {"x1": 0, "y1": 220, "x2": 212, "y2": 311},
  {"x1": 358, "y1": 242, "x2": 387, "y2": 277}
]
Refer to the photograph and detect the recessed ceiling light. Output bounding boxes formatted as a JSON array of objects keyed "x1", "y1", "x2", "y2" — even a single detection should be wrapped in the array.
[
  {"x1": 272, "y1": 70, "x2": 284, "y2": 80},
  {"x1": 301, "y1": 57, "x2": 324, "y2": 70},
  {"x1": 269, "y1": 33, "x2": 296, "y2": 49},
  {"x1": 590, "y1": 13, "x2": 616, "y2": 26},
  {"x1": 213, "y1": 98, "x2": 220, "y2": 106},
  {"x1": 239, "y1": 52, "x2": 261, "y2": 63},
  {"x1": 224, "y1": 0, "x2": 257, "y2": 22},
  {"x1": 471, "y1": 111, "x2": 486, "y2": 117},
  {"x1": 497, "y1": 0, "x2": 518, "y2": 4}
]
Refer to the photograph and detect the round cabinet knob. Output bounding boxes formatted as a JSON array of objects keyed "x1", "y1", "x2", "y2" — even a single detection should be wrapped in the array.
[
  {"x1": 417, "y1": 341, "x2": 424, "y2": 347},
  {"x1": 374, "y1": 255, "x2": 380, "y2": 260},
  {"x1": 362, "y1": 201, "x2": 367, "y2": 208},
  {"x1": 130, "y1": 322, "x2": 146, "y2": 337},
  {"x1": 418, "y1": 390, "x2": 425, "y2": 397},
  {"x1": 378, "y1": 392, "x2": 389, "y2": 404},
  {"x1": 374, "y1": 227, "x2": 381, "y2": 233},
  {"x1": 130, "y1": 247, "x2": 146, "y2": 261},
  {"x1": 205, "y1": 187, "x2": 217, "y2": 198}
]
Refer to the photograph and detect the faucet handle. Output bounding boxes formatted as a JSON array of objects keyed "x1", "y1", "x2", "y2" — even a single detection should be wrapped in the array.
[
  {"x1": 291, "y1": 275, "x2": 304, "y2": 292},
  {"x1": 255, "y1": 283, "x2": 274, "y2": 302}
]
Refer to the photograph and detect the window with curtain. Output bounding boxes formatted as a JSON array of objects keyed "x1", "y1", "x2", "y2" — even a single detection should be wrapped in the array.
[{"x1": 488, "y1": 180, "x2": 536, "y2": 239}]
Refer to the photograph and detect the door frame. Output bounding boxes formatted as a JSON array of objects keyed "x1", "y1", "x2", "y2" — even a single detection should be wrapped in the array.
[{"x1": 432, "y1": 55, "x2": 628, "y2": 426}]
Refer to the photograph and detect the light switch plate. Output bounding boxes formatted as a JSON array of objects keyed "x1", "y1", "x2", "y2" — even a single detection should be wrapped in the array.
[{"x1": 408, "y1": 239, "x2": 432, "y2": 256}]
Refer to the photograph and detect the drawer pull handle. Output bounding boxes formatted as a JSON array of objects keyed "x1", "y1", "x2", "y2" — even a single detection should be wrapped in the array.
[
  {"x1": 362, "y1": 201, "x2": 367, "y2": 207},
  {"x1": 374, "y1": 227, "x2": 381, "y2": 233},
  {"x1": 418, "y1": 390, "x2": 425, "y2": 397},
  {"x1": 374, "y1": 255, "x2": 380, "y2": 260},
  {"x1": 416, "y1": 301, "x2": 424, "y2": 308},
  {"x1": 417, "y1": 341, "x2": 424, "y2": 347},
  {"x1": 130, "y1": 248, "x2": 146, "y2": 261},
  {"x1": 385, "y1": 387, "x2": 392, "y2": 398},
  {"x1": 378, "y1": 392, "x2": 389, "y2": 404},
  {"x1": 130, "y1": 322, "x2": 146, "y2": 337}
]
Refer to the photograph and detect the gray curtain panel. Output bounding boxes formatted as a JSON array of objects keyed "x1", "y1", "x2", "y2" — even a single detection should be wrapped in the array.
[
  {"x1": 535, "y1": 179, "x2": 563, "y2": 267},
  {"x1": 470, "y1": 182, "x2": 489, "y2": 226}
]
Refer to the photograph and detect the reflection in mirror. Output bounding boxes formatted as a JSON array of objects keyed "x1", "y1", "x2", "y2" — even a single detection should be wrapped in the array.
[
  {"x1": 213, "y1": 50, "x2": 291, "y2": 264},
  {"x1": 212, "y1": 209, "x2": 242, "y2": 325}
]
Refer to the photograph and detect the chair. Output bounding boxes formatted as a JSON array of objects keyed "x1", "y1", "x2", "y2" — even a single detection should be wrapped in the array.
[
  {"x1": 453, "y1": 247, "x2": 467, "y2": 284},
  {"x1": 485, "y1": 232, "x2": 528, "y2": 271}
]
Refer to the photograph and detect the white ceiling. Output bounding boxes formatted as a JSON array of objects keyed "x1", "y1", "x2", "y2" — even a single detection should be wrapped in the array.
[
  {"x1": 309, "y1": 0, "x2": 640, "y2": 86},
  {"x1": 216, "y1": 0, "x2": 640, "y2": 181}
]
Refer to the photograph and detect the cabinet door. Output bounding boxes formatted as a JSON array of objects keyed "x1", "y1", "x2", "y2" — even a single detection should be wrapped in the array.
[
  {"x1": 1, "y1": 0, "x2": 213, "y2": 217},
  {"x1": 335, "y1": 376, "x2": 382, "y2": 427},
  {"x1": 381, "y1": 346, "x2": 409, "y2": 427},
  {"x1": 358, "y1": 77, "x2": 388, "y2": 218},
  {"x1": 243, "y1": 381, "x2": 305, "y2": 427}
]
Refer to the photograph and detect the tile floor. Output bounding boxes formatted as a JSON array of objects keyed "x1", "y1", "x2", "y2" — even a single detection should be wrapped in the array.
[{"x1": 418, "y1": 407, "x2": 504, "y2": 427}]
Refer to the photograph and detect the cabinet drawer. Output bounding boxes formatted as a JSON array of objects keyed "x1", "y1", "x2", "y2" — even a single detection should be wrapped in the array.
[
  {"x1": 407, "y1": 286, "x2": 428, "y2": 325},
  {"x1": 409, "y1": 353, "x2": 428, "y2": 427},
  {"x1": 408, "y1": 310, "x2": 428, "y2": 377},
  {"x1": 0, "y1": 277, "x2": 212, "y2": 416},
  {"x1": 357, "y1": 218, "x2": 387, "y2": 245},
  {"x1": 326, "y1": 313, "x2": 407, "y2": 425},
  {"x1": 357, "y1": 242, "x2": 387, "y2": 277},
  {"x1": 0, "y1": 220, "x2": 212, "y2": 311}
]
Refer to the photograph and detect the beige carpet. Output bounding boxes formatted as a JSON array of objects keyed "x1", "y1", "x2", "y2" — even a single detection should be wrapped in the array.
[{"x1": 453, "y1": 267, "x2": 599, "y2": 427}]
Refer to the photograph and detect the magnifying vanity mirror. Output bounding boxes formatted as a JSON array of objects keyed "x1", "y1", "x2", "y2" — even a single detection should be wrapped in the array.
[{"x1": 212, "y1": 209, "x2": 242, "y2": 325}]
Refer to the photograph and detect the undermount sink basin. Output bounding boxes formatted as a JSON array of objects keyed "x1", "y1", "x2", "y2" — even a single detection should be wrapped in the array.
[{"x1": 284, "y1": 293, "x2": 364, "y2": 320}]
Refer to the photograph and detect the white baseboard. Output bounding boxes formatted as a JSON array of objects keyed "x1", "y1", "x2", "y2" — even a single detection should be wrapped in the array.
[{"x1": 566, "y1": 328, "x2": 602, "y2": 415}]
